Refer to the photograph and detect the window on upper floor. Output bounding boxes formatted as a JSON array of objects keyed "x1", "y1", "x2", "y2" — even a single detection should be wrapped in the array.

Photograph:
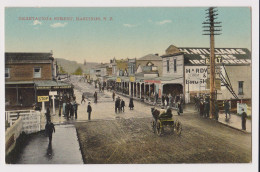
[
  {"x1": 34, "y1": 67, "x2": 41, "y2": 78},
  {"x1": 238, "y1": 81, "x2": 244, "y2": 95},
  {"x1": 174, "y1": 59, "x2": 177, "y2": 72},
  {"x1": 167, "y1": 60, "x2": 169, "y2": 72},
  {"x1": 5, "y1": 68, "x2": 10, "y2": 78}
]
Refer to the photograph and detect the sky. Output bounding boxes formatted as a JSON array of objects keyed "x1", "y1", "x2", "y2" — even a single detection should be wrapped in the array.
[{"x1": 5, "y1": 7, "x2": 251, "y2": 63}]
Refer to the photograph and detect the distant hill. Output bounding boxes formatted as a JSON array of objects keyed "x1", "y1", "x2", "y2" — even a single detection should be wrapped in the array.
[{"x1": 56, "y1": 58, "x2": 99, "y2": 74}]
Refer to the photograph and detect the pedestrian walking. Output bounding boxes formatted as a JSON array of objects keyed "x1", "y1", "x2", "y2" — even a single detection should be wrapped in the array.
[
  {"x1": 94, "y1": 91, "x2": 98, "y2": 103},
  {"x1": 45, "y1": 120, "x2": 55, "y2": 144},
  {"x1": 204, "y1": 101, "x2": 210, "y2": 118},
  {"x1": 241, "y1": 108, "x2": 247, "y2": 130},
  {"x1": 224, "y1": 100, "x2": 231, "y2": 119},
  {"x1": 162, "y1": 95, "x2": 165, "y2": 106},
  {"x1": 199, "y1": 100, "x2": 204, "y2": 116},
  {"x1": 65, "y1": 102, "x2": 70, "y2": 119},
  {"x1": 168, "y1": 94, "x2": 172, "y2": 107},
  {"x1": 166, "y1": 95, "x2": 169, "y2": 106},
  {"x1": 69, "y1": 101, "x2": 74, "y2": 118},
  {"x1": 129, "y1": 97, "x2": 134, "y2": 110},
  {"x1": 121, "y1": 99, "x2": 125, "y2": 112},
  {"x1": 177, "y1": 101, "x2": 183, "y2": 115},
  {"x1": 81, "y1": 93, "x2": 86, "y2": 104},
  {"x1": 112, "y1": 92, "x2": 115, "y2": 101},
  {"x1": 73, "y1": 101, "x2": 79, "y2": 119},
  {"x1": 115, "y1": 96, "x2": 121, "y2": 113},
  {"x1": 155, "y1": 92, "x2": 159, "y2": 104},
  {"x1": 87, "y1": 102, "x2": 92, "y2": 120}
]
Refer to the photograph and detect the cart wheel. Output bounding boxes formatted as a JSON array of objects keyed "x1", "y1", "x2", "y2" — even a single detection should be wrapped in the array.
[
  {"x1": 175, "y1": 120, "x2": 182, "y2": 136},
  {"x1": 156, "y1": 121, "x2": 162, "y2": 136}
]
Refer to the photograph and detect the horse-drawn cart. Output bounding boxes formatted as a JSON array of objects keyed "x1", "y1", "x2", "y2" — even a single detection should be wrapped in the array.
[{"x1": 151, "y1": 107, "x2": 182, "y2": 136}]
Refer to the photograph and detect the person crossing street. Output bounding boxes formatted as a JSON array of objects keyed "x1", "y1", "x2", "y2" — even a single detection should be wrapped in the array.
[{"x1": 87, "y1": 102, "x2": 92, "y2": 120}]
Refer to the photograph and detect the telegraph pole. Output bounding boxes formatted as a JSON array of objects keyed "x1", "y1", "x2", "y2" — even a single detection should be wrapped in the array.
[{"x1": 203, "y1": 7, "x2": 222, "y2": 118}]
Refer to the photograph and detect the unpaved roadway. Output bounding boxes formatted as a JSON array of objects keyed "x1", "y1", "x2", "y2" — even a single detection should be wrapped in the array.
[{"x1": 76, "y1": 114, "x2": 251, "y2": 163}]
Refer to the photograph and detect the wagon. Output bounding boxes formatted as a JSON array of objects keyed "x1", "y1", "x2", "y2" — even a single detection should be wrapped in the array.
[{"x1": 151, "y1": 107, "x2": 182, "y2": 136}]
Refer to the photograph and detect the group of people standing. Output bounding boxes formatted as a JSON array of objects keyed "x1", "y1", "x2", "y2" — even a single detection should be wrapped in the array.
[
  {"x1": 62, "y1": 94, "x2": 79, "y2": 119},
  {"x1": 114, "y1": 96, "x2": 125, "y2": 113},
  {"x1": 161, "y1": 94, "x2": 183, "y2": 108},
  {"x1": 194, "y1": 96, "x2": 215, "y2": 119},
  {"x1": 113, "y1": 92, "x2": 134, "y2": 113}
]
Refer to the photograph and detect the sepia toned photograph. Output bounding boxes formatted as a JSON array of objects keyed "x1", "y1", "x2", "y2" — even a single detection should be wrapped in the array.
[{"x1": 1, "y1": 1, "x2": 258, "y2": 170}]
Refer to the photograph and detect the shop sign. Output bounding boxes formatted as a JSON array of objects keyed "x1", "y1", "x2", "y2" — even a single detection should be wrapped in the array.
[
  {"x1": 49, "y1": 91, "x2": 57, "y2": 96},
  {"x1": 144, "y1": 80, "x2": 161, "y2": 84},
  {"x1": 129, "y1": 76, "x2": 135, "y2": 82},
  {"x1": 237, "y1": 103, "x2": 247, "y2": 114},
  {"x1": 116, "y1": 77, "x2": 121, "y2": 83},
  {"x1": 179, "y1": 48, "x2": 251, "y2": 65},
  {"x1": 36, "y1": 86, "x2": 51, "y2": 90},
  {"x1": 37, "y1": 96, "x2": 49, "y2": 102}
]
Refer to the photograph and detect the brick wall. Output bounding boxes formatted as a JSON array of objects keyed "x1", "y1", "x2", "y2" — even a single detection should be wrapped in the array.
[{"x1": 5, "y1": 63, "x2": 52, "y2": 81}]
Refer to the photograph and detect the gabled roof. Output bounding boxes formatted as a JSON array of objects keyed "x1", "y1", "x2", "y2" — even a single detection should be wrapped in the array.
[
  {"x1": 138, "y1": 54, "x2": 162, "y2": 61},
  {"x1": 5, "y1": 52, "x2": 54, "y2": 63},
  {"x1": 165, "y1": 45, "x2": 181, "y2": 55}
]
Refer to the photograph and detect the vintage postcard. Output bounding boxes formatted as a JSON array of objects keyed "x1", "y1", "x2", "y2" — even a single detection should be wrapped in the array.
[{"x1": 1, "y1": 0, "x2": 259, "y2": 172}]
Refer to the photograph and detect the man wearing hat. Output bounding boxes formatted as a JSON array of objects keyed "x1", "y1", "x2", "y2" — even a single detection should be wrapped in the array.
[{"x1": 87, "y1": 102, "x2": 92, "y2": 120}]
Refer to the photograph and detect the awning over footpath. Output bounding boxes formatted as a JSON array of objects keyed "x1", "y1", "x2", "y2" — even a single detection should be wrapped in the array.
[
  {"x1": 144, "y1": 76, "x2": 183, "y2": 84},
  {"x1": 34, "y1": 80, "x2": 72, "y2": 90},
  {"x1": 5, "y1": 81, "x2": 35, "y2": 85}
]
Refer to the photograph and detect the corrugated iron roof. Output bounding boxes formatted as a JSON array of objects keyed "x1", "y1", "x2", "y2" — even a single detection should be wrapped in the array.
[{"x1": 5, "y1": 52, "x2": 53, "y2": 62}]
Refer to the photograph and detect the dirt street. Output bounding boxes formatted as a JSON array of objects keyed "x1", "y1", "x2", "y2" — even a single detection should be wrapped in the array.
[{"x1": 76, "y1": 113, "x2": 251, "y2": 164}]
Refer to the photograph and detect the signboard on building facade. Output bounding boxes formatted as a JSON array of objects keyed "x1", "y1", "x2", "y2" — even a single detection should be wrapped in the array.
[
  {"x1": 49, "y1": 91, "x2": 57, "y2": 96},
  {"x1": 179, "y1": 48, "x2": 251, "y2": 65},
  {"x1": 185, "y1": 66, "x2": 208, "y2": 92},
  {"x1": 37, "y1": 96, "x2": 49, "y2": 102},
  {"x1": 129, "y1": 76, "x2": 135, "y2": 82},
  {"x1": 237, "y1": 103, "x2": 247, "y2": 114},
  {"x1": 185, "y1": 66, "x2": 225, "y2": 93},
  {"x1": 116, "y1": 77, "x2": 121, "y2": 83}
]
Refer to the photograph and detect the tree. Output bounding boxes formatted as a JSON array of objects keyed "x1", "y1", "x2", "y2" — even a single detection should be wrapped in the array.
[
  {"x1": 59, "y1": 66, "x2": 67, "y2": 74},
  {"x1": 73, "y1": 67, "x2": 83, "y2": 75}
]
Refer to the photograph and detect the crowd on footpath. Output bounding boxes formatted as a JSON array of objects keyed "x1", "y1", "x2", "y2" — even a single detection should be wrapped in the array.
[{"x1": 193, "y1": 95, "x2": 248, "y2": 130}]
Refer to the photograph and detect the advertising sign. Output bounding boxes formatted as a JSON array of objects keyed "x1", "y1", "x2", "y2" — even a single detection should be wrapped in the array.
[
  {"x1": 237, "y1": 103, "x2": 247, "y2": 114},
  {"x1": 116, "y1": 77, "x2": 121, "y2": 83},
  {"x1": 37, "y1": 96, "x2": 49, "y2": 102},
  {"x1": 129, "y1": 76, "x2": 135, "y2": 82}
]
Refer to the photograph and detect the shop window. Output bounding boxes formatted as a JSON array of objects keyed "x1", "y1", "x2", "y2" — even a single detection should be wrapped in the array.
[
  {"x1": 34, "y1": 67, "x2": 41, "y2": 78},
  {"x1": 5, "y1": 68, "x2": 10, "y2": 78},
  {"x1": 167, "y1": 60, "x2": 169, "y2": 72},
  {"x1": 238, "y1": 81, "x2": 244, "y2": 95},
  {"x1": 174, "y1": 59, "x2": 177, "y2": 72}
]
